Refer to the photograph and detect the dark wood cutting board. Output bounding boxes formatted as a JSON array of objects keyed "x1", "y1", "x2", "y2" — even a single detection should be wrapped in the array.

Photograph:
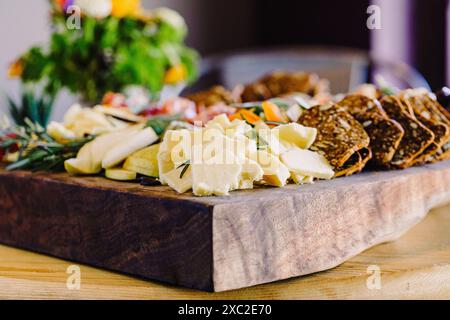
[{"x1": 1, "y1": 161, "x2": 450, "y2": 292}]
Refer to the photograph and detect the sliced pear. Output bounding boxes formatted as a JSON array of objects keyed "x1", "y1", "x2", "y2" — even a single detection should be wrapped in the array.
[
  {"x1": 123, "y1": 144, "x2": 160, "y2": 177},
  {"x1": 281, "y1": 148, "x2": 334, "y2": 180},
  {"x1": 105, "y1": 168, "x2": 137, "y2": 181},
  {"x1": 102, "y1": 127, "x2": 159, "y2": 169},
  {"x1": 64, "y1": 126, "x2": 141, "y2": 175}
]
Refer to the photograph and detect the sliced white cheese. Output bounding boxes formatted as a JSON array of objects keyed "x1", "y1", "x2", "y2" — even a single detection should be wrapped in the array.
[
  {"x1": 256, "y1": 128, "x2": 286, "y2": 156},
  {"x1": 281, "y1": 148, "x2": 334, "y2": 180},
  {"x1": 272, "y1": 123, "x2": 317, "y2": 149},
  {"x1": 192, "y1": 160, "x2": 242, "y2": 196},
  {"x1": 158, "y1": 129, "x2": 192, "y2": 184},
  {"x1": 163, "y1": 165, "x2": 192, "y2": 194},
  {"x1": 225, "y1": 119, "x2": 252, "y2": 138},
  {"x1": 291, "y1": 172, "x2": 314, "y2": 185},
  {"x1": 252, "y1": 150, "x2": 290, "y2": 187},
  {"x1": 205, "y1": 114, "x2": 231, "y2": 131},
  {"x1": 239, "y1": 159, "x2": 264, "y2": 189}
]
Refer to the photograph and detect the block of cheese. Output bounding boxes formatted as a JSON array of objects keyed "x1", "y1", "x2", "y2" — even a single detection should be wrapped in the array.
[{"x1": 281, "y1": 148, "x2": 334, "y2": 180}]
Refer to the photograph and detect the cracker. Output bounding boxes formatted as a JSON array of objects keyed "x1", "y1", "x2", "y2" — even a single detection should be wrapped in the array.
[
  {"x1": 337, "y1": 95, "x2": 404, "y2": 166},
  {"x1": 380, "y1": 96, "x2": 435, "y2": 168},
  {"x1": 299, "y1": 104, "x2": 371, "y2": 172}
]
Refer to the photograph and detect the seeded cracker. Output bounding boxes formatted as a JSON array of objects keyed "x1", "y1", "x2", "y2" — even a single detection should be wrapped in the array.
[
  {"x1": 298, "y1": 104, "x2": 371, "y2": 177},
  {"x1": 420, "y1": 95, "x2": 450, "y2": 162},
  {"x1": 401, "y1": 95, "x2": 450, "y2": 164},
  {"x1": 337, "y1": 95, "x2": 404, "y2": 166},
  {"x1": 380, "y1": 96, "x2": 435, "y2": 168}
]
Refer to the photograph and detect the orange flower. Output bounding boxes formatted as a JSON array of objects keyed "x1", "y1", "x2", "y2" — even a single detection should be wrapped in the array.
[
  {"x1": 164, "y1": 64, "x2": 187, "y2": 85},
  {"x1": 111, "y1": 0, "x2": 141, "y2": 18},
  {"x1": 8, "y1": 59, "x2": 23, "y2": 79}
]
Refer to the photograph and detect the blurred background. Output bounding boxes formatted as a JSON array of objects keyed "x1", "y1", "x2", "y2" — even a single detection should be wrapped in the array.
[{"x1": 0, "y1": 0, "x2": 449, "y2": 119}]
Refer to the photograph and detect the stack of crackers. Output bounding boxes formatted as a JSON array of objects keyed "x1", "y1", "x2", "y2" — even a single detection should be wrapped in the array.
[{"x1": 299, "y1": 90, "x2": 450, "y2": 176}]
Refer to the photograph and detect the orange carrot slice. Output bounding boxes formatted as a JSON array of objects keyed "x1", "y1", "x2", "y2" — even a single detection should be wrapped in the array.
[
  {"x1": 238, "y1": 109, "x2": 261, "y2": 125},
  {"x1": 262, "y1": 101, "x2": 284, "y2": 123}
]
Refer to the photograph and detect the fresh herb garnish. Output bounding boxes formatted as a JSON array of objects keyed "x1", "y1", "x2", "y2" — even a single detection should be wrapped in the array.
[
  {"x1": 177, "y1": 160, "x2": 190, "y2": 179},
  {"x1": 146, "y1": 114, "x2": 182, "y2": 136},
  {"x1": 2, "y1": 119, "x2": 93, "y2": 171}
]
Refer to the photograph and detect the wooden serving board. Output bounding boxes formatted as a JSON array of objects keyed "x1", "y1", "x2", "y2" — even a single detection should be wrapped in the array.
[{"x1": 1, "y1": 161, "x2": 450, "y2": 292}]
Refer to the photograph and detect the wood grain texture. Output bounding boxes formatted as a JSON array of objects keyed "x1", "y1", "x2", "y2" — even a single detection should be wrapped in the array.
[
  {"x1": 1, "y1": 161, "x2": 450, "y2": 292},
  {"x1": 1, "y1": 205, "x2": 450, "y2": 299}
]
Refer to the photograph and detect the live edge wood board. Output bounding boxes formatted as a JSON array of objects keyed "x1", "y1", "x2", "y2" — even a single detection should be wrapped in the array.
[{"x1": 1, "y1": 161, "x2": 450, "y2": 292}]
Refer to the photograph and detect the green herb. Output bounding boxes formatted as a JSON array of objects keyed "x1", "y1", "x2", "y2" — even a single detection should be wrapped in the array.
[
  {"x1": 2, "y1": 119, "x2": 93, "y2": 171},
  {"x1": 146, "y1": 114, "x2": 182, "y2": 136},
  {"x1": 257, "y1": 135, "x2": 269, "y2": 150},
  {"x1": 265, "y1": 121, "x2": 285, "y2": 126},
  {"x1": 177, "y1": 160, "x2": 190, "y2": 179}
]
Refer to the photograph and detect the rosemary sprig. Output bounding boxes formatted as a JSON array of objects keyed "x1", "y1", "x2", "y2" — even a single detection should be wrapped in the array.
[
  {"x1": 176, "y1": 160, "x2": 190, "y2": 179},
  {"x1": 2, "y1": 119, "x2": 93, "y2": 172}
]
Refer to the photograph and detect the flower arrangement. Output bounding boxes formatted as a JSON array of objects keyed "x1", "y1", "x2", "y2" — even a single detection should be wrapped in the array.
[{"x1": 9, "y1": 0, "x2": 199, "y2": 105}]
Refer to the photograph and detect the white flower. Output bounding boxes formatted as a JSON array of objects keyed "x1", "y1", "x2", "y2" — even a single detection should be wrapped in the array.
[
  {"x1": 154, "y1": 7, "x2": 186, "y2": 31},
  {"x1": 74, "y1": 0, "x2": 112, "y2": 19}
]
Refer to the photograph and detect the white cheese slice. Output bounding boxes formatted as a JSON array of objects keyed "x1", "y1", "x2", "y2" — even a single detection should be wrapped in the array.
[
  {"x1": 158, "y1": 129, "x2": 192, "y2": 184},
  {"x1": 239, "y1": 159, "x2": 264, "y2": 189},
  {"x1": 291, "y1": 172, "x2": 314, "y2": 185},
  {"x1": 192, "y1": 160, "x2": 242, "y2": 196},
  {"x1": 163, "y1": 165, "x2": 192, "y2": 194},
  {"x1": 281, "y1": 148, "x2": 334, "y2": 180},
  {"x1": 256, "y1": 128, "x2": 286, "y2": 156},
  {"x1": 272, "y1": 123, "x2": 317, "y2": 149},
  {"x1": 252, "y1": 150, "x2": 290, "y2": 187},
  {"x1": 206, "y1": 114, "x2": 231, "y2": 131}
]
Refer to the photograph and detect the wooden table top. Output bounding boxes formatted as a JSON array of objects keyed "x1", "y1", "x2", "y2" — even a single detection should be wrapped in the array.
[{"x1": 1, "y1": 205, "x2": 450, "y2": 300}]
